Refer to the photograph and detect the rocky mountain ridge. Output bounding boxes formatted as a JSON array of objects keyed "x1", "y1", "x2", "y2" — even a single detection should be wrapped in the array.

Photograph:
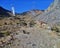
[{"x1": 0, "y1": 0, "x2": 60, "y2": 48}]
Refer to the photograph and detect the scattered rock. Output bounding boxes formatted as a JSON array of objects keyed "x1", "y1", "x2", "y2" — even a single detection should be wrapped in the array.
[{"x1": 22, "y1": 30, "x2": 30, "y2": 34}]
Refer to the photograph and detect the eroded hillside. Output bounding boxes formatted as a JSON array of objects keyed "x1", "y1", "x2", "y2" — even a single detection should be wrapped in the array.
[{"x1": 0, "y1": 16, "x2": 60, "y2": 48}]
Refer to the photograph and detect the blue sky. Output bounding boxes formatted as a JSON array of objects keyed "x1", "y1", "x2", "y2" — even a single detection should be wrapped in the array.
[{"x1": 0, "y1": 0, "x2": 54, "y2": 13}]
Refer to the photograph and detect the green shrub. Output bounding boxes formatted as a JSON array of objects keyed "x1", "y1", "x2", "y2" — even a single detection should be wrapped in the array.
[
  {"x1": 51, "y1": 26, "x2": 60, "y2": 33},
  {"x1": 29, "y1": 20, "x2": 36, "y2": 27},
  {"x1": 20, "y1": 21, "x2": 27, "y2": 26},
  {"x1": 0, "y1": 31, "x2": 10, "y2": 37}
]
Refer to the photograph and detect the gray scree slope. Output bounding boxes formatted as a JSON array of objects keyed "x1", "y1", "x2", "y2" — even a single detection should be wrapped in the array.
[{"x1": 35, "y1": 0, "x2": 60, "y2": 25}]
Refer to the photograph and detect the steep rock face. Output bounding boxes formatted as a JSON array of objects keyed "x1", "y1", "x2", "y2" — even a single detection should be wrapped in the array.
[{"x1": 35, "y1": 0, "x2": 60, "y2": 26}]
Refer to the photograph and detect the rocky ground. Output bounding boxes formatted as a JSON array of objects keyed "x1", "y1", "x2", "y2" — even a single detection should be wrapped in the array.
[{"x1": 0, "y1": 16, "x2": 60, "y2": 48}]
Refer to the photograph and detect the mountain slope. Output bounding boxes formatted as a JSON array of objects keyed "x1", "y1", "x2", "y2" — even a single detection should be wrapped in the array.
[
  {"x1": 35, "y1": 0, "x2": 60, "y2": 26},
  {"x1": 18, "y1": 9, "x2": 44, "y2": 16},
  {"x1": 0, "y1": 6, "x2": 12, "y2": 17}
]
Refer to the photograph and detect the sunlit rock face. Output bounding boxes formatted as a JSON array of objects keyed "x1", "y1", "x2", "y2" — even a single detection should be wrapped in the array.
[
  {"x1": 47, "y1": 0, "x2": 60, "y2": 11},
  {"x1": 19, "y1": 9, "x2": 44, "y2": 17},
  {"x1": 35, "y1": 0, "x2": 60, "y2": 26}
]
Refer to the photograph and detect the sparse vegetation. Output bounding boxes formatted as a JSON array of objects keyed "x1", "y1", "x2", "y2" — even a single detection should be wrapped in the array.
[
  {"x1": 0, "y1": 31, "x2": 11, "y2": 37},
  {"x1": 51, "y1": 25, "x2": 60, "y2": 33},
  {"x1": 0, "y1": 4, "x2": 60, "y2": 48},
  {"x1": 29, "y1": 20, "x2": 36, "y2": 27},
  {"x1": 20, "y1": 21, "x2": 27, "y2": 27}
]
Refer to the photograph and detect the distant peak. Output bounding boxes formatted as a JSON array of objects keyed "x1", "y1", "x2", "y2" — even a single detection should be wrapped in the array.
[
  {"x1": 0, "y1": 6, "x2": 8, "y2": 11},
  {"x1": 31, "y1": 9, "x2": 44, "y2": 12},
  {"x1": 0, "y1": 6, "x2": 5, "y2": 9},
  {"x1": 0, "y1": 6, "x2": 13, "y2": 17},
  {"x1": 20, "y1": 9, "x2": 44, "y2": 16}
]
